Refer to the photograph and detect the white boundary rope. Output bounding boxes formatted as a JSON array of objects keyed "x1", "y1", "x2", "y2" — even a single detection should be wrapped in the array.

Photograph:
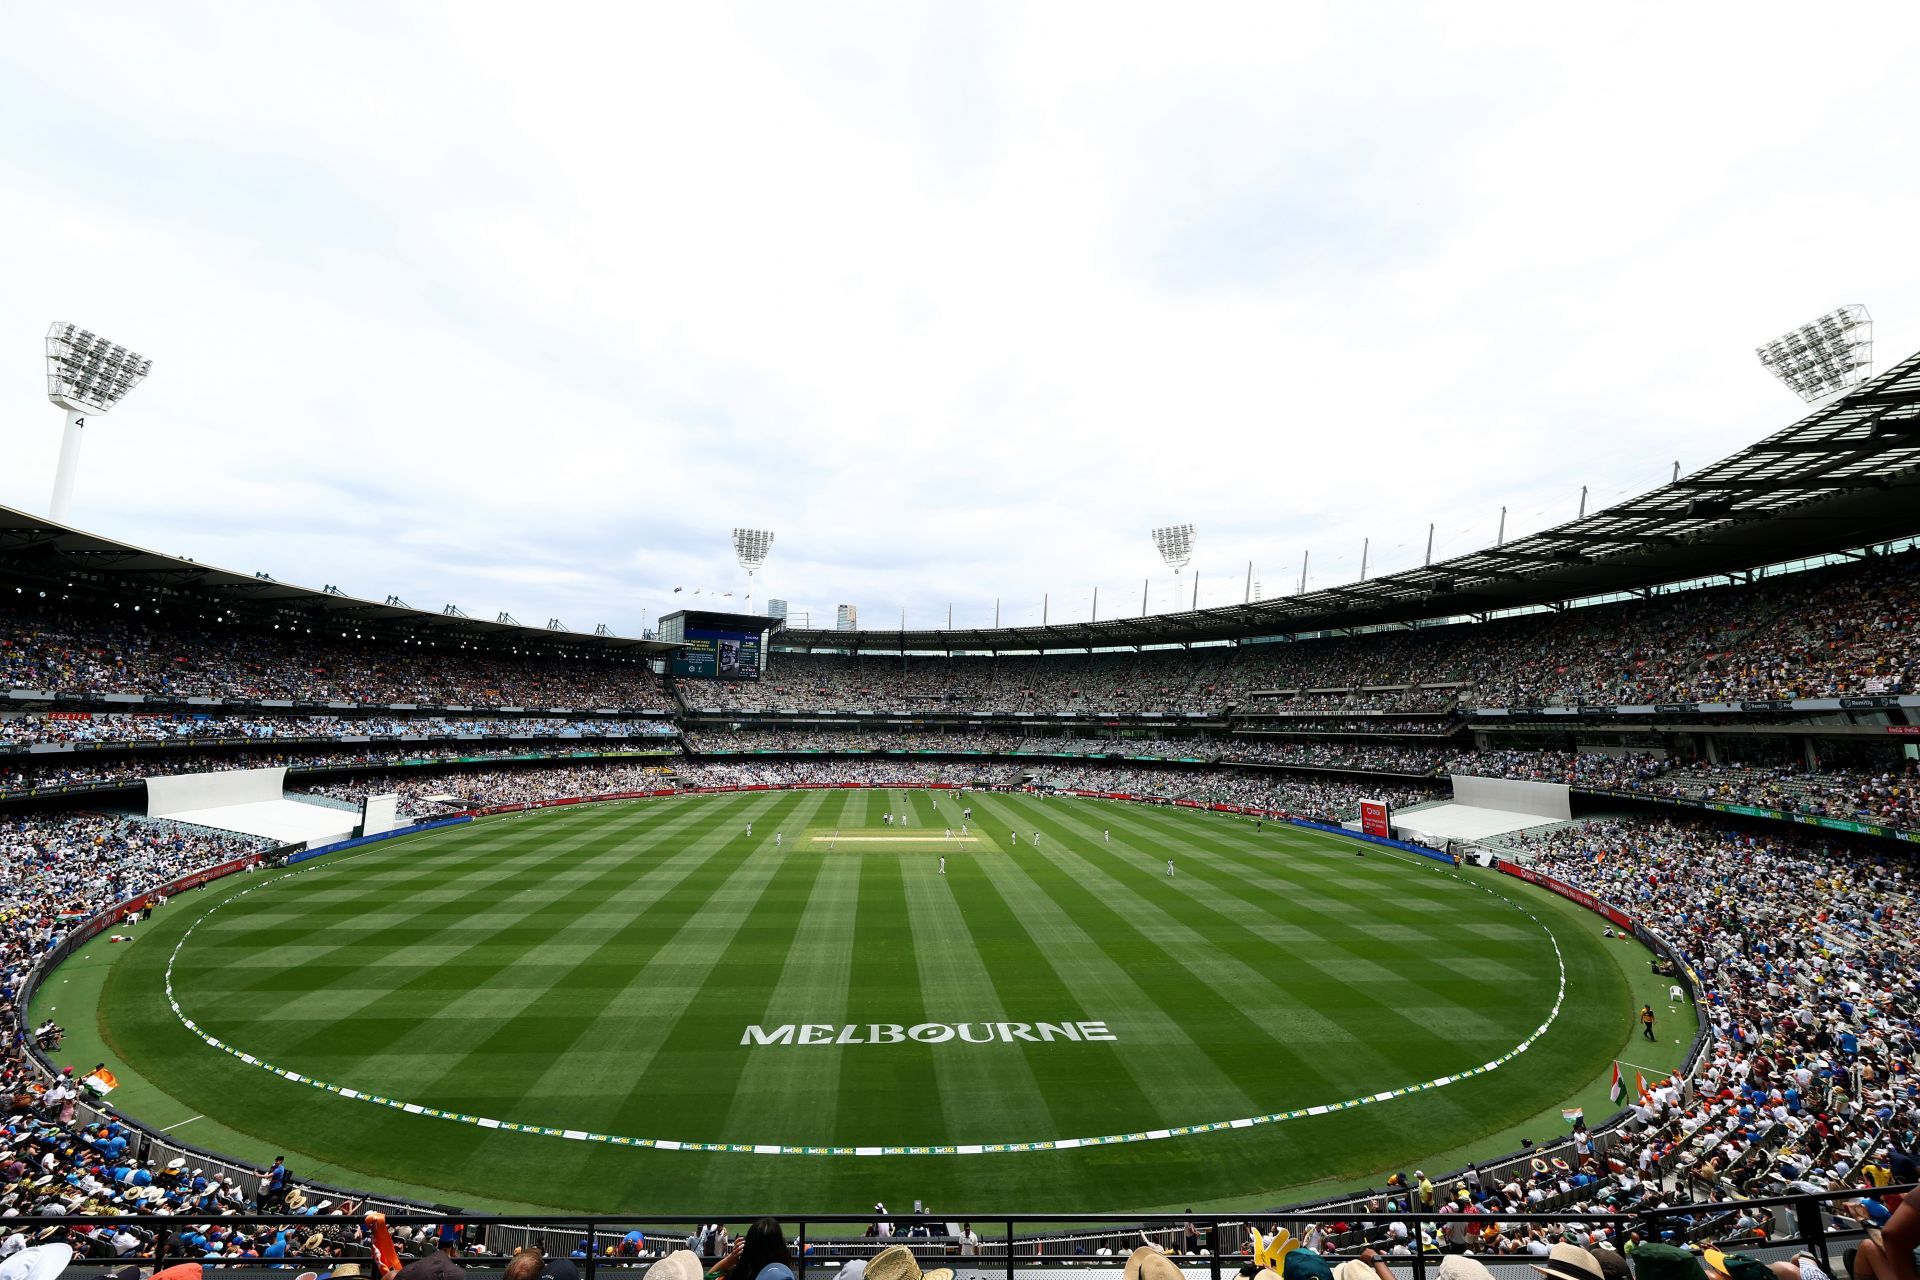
[{"x1": 159, "y1": 806, "x2": 1570, "y2": 1157}]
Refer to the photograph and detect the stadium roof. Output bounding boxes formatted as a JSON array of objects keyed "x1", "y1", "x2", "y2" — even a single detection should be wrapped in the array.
[
  {"x1": 777, "y1": 345, "x2": 1920, "y2": 652},
  {"x1": 2, "y1": 345, "x2": 1917, "y2": 657},
  {"x1": 0, "y1": 509, "x2": 677, "y2": 655}
]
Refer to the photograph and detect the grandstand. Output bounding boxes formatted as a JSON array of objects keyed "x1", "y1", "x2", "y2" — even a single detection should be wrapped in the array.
[{"x1": 1, "y1": 337, "x2": 1916, "y2": 1259}]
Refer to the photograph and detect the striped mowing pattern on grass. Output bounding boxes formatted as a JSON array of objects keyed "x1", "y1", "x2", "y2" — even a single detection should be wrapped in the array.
[{"x1": 90, "y1": 790, "x2": 1626, "y2": 1212}]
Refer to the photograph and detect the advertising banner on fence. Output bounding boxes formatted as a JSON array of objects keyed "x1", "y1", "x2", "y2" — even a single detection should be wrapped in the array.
[
  {"x1": 1498, "y1": 860, "x2": 1635, "y2": 930},
  {"x1": 1359, "y1": 799, "x2": 1391, "y2": 840},
  {"x1": 71, "y1": 852, "x2": 264, "y2": 944}
]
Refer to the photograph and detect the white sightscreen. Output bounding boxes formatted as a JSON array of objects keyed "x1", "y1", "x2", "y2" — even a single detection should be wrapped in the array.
[
  {"x1": 360, "y1": 794, "x2": 401, "y2": 837},
  {"x1": 146, "y1": 766, "x2": 288, "y2": 818},
  {"x1": 1448, "y1": 774, "x2": 1573, "y2": 822}
]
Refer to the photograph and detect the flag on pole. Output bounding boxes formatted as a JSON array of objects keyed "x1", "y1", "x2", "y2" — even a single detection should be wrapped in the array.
[
  {"x1": 1636, "y1": 1071, "x2": 1650, "y2": 1102},
  {"x1": 1608, "y1": 1062, "x2": 1624, "y2": 1104}
]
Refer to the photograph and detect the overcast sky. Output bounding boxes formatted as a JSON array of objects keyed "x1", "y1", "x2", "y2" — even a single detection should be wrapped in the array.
[{"x1": 4, "y1": 2, "x2": 1919, "y2": 636}]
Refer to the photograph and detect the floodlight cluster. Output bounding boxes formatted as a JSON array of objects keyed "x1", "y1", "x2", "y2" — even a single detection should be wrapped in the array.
[
  {"x1": 45, "y1": 322, "x2": 153, "y2": 414},
  {"x1": 1755, "y1": 305, "x2": 1872, "y2": 402},
  {"x1": 1152, "y1": 523, "x2": 1195, "y2": 572},
  {"x1": 732, "y1": 527, "x2": 774, "y2": 570}
]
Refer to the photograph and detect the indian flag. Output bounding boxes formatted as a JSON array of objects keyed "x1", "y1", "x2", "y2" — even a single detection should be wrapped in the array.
[
  {"x1": 1561, "y1": 1108, "x2": 1584, "y2": 1123},
  {"x1": 1608, "y1": 1062, "x2": 1624, "y2": 1104},
  {"x1": 82, "y1": 1067, "x2": 119, "y2": 1095}
]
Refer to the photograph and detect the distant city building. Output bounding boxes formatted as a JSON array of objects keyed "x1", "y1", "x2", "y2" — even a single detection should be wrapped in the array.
[
  {"x1": 767, "y1": 598, "x2": 788, "y2": 622},
  {"x1": 836, "y1": 604, "x2": 858, "y2": 631}
]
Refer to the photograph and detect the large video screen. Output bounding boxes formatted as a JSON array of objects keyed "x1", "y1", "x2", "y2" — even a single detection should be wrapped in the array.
[{"x1": 671, "y1": 627, "x2": 763, "y2": 680}]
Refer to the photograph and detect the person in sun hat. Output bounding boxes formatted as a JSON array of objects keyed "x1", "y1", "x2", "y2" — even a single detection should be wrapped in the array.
[
  {"x1": 863, "y1": 1244, "x2": 953, "y2": 1280},
  {"x1": 1531, "y1": 1241, "x2": 1605, "y2": 1280},
  {"x1": 0, "y1": 1243, "x2": 75, "y2": 1280},
  {"x1": 1125, "y1": 1247, "x2": 1184, "y2": 1280},
  {"x1": 643, "y1": 1251, "x2": 704, "y2": 1280},
  {"x1": 1437, "y1": 1259, "x2": 1498, "y2": 1280}
]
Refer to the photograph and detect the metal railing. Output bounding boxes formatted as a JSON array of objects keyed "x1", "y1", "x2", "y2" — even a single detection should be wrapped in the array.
[{"x1": 23, "y1": 1186, "x2": 1910, "y2": 1280}]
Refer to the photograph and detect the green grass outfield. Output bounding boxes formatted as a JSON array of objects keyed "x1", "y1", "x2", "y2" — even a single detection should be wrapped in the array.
[{"x1": 35, "y1": 789, "x2": 1687, "y2": 1214}]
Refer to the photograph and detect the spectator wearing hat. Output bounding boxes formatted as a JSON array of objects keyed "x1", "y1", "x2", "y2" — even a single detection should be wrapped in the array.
[
  {"x1": 865, "y1": 1245, "x2": 952, "y2": 1280},
  {"x1": 1533, "y1": 1242, "x2": 1606, "y2": 1280}
]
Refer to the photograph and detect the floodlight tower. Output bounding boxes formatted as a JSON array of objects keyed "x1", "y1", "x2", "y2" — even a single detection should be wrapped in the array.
[
  {"x1": 45, "y1": 322, "x2": 153, "y2": 524},
  {"x1": 732, "y1": 528, "x2": 774, "y2": 607},
  {"x1": 1756, "y1": 306, "x2": 1872, "y2": 403},
  {"x1": 1152, "y1": 523, "x2": 1195, "y2": 614},
  {"x1": 1152, "y1": 524, "x2": 1194, "y2": 573}
]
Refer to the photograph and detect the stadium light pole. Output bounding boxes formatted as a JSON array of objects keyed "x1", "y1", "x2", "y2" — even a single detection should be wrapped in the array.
[
  {"x1": 1756, "y1": 305, "x2": 1872, "y2": 402},
  {"x1": 732, "y1": 528, "x2": 774, "y2": 608},
  {"x1": 1152, "y1": 523, "x2": 1194, "y2": 617},
  {"x1": 45, "y1": 322, "x2": 153, "y2": 524}
]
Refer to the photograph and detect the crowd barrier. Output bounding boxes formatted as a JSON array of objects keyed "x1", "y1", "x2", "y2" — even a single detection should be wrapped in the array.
[{"x1": 11, "y1": 1189, "x2": 1908, "y2": 1280}]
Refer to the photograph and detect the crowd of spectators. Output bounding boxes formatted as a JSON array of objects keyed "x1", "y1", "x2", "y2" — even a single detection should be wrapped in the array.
[
  {"x1": 699, "y1": 551, "x2": 1920, "y2": 712},
  {"x1": 0, "y1": 741, "x2": 680, "y2": 801},
  {"x1": 683, "y1": 650, "x2": 1238, "y2": 715},
  {"x1": 1228, "y1": 718, "x2": 1462, "y2": 737},
  {"x1": 1239, "y1": 689, "x2": 1464, "y2": 713},
  {"x1": 2, "y1": 596, "x2": 672, "y2": 709},
  {"x1": 1505, "y1": 816, "x2": 1917, "y2": 1214},
  {"x1": 1223, "y1": 741, "x2": 1456, "y2": 773},
  {"x1": 0, "y1": 811, "x2": 268, "y2": 928},
  {"x1": 5, "y1": 552, "x2": 1917, "y2": 725},
  {"x1": 672, "y1": 760, "x2": 1026, "y2": 789},
  {"x1": 685, "y1": 730, "x2": 1214, "y2": 757},
  {"x1": 0, "y1": 713, "x2": 675, "y2": 747},
  {"x1": 297, "y1": 762, "x2": 682, "y2": 810},
  {"x1": 1444, "y1": 752, "x2": 1920, "y2": 833},
  {"x1": 1027, "y1": 765, "x2": 1437, "y2": 820},
  {"x1": 1651, "y1": 762, "x2": 1920, "y2": 831}
]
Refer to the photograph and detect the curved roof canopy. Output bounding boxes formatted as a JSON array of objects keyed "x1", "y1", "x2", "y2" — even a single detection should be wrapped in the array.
[{"x1": 3, "y1": 346, "x2": 1918, "y2": 656}]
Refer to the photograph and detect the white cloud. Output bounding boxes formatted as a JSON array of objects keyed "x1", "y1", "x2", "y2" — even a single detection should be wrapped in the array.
[{"x1": 2, "y1": 1, "x2": 1917, "y2": 634}]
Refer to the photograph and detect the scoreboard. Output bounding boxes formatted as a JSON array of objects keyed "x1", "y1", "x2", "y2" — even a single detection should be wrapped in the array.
[
  {"x1": 670, "y1": 627, "x2": 763, "y2": 680},
  {"x1": 658, "y1": 609, "x2": 778, "y2": 681}
]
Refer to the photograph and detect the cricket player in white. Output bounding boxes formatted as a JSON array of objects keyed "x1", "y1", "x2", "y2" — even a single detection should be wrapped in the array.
[
  {"x1": 1166, "y1": 858, "x2": 1175, "y2": 877},
  {"x1": 939, "y1": 856, "x2": 946, "y2": 875},
  {"x1": 1103, "y1": 829, "x2": 1110, "y2": 843},
  {"x1": 775, "y1": 832, "x2": 782, "y2": 847},
  {"x1": 746, "y1": 822, "x2": 752, "y2": 836}
]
